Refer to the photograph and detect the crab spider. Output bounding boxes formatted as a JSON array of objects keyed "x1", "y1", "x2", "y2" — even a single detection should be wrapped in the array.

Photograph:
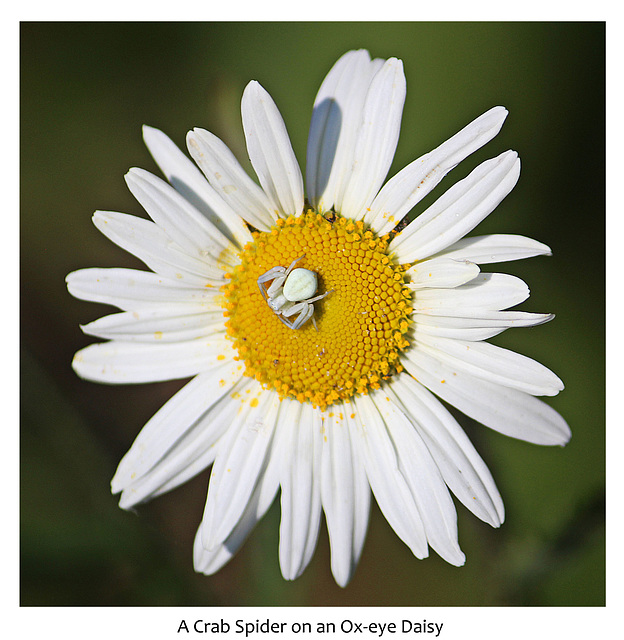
[{"x1": 257, "y1": 255, "x2": 332, "y2": 330}]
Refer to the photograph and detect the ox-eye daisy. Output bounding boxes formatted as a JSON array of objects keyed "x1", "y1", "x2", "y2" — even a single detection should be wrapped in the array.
[{"x1": 67, "y1": 50, "x2": 570, "y2": 587}]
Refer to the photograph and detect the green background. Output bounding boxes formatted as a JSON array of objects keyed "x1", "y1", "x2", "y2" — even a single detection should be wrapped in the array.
[{"x1": 20, "y1": 22, "x2": 605, "y2": 606}]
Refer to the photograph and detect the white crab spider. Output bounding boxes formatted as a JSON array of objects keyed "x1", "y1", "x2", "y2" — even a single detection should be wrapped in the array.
[{"x1": 257, "y1": 255, "x2": 332, "y2": 330}]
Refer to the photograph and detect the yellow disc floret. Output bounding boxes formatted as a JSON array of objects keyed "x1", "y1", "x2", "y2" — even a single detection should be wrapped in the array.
[{"x1": 222, "y1": 211, "x2": 412, "y2": 409}]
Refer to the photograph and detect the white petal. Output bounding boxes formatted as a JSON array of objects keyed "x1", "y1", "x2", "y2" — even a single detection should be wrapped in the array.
[
  {"x1": 306, "y1": 49, "x2": 383, "y2": 213},
  {"x1": 125, "y1": 168, "x2": 238, "y2": 266},
  {"x1": 194, "y1": 501, "x2": 260, "y2": 576},
  {"x1": 389, "y1": 374, "x2": 504, "y2": 526},
  {"x1": 339, "y1": 58, "x2": 406, "y2": 219},
  {"x1": 142, "y1": 125, "x2": 252, "y2": 249},
  {"x1": 194, "y1": 421, "x2": 283, "y2": 575},
  {"x1": 112, "y1": 370, "x2": 227, "y2": 492},
  {"x1": 435, "y1": 233, "x2": 552, "y2": 264},
  {"x1": 72, "y1": 333, "x2": 233, "y2": 384},
  {"x1": 389, "y1": 151, "x2": 521, "y2": 263},
  {"x1": 412, "y1": 273, "x2": 530, "y2": 315},
  {"x1": 407, "y1": 258, "x2": 480, "y2": 289},
  {"x1": 194, "y1": 520, "x2": 239, "y2": 576},
  {"x1": 113, "y1": 369, "x2": 247, "y2": 507},
  {"x1": 366, "y1": 106, "x2": 509, "y2": 235},
  {"x1": 278, "y1": 401, "x2": 322, "y2": 581},
  {"x1": 66, "y1": 267, "x2": 220, "y2": 311},
  {"x1": 241, "y1": 81, "x2": 304, "y2": 217},
  {"x1": 412, "y1": 310, "x2": 554, "y2": 341},
  {"x1": 415, "y1": 333, "x2": 564, "y2": 396},
  {"x1": 320, "y1": 408, "x2": 370, "y2": 587},
  {"x1": 201, "y1": 390, "x2": 280, "y2": 550},
  {"x1": 93, "y1": 210, "x2": 225, "y2": 285},
  {"x1": 402, "y1": 348, "x2": 571, "y2": 445},
  {"x1": 350, "y1": 395, "x2": 429, "y2": 559},
  {"x1": 187, "y1": 127, "x2": 277, "y2": 231},
  {"x1": 369, "y1": 389, "x2": 465, "y2": 566},
  {"x1": 80, "y1": 307, "x2": 226, "y2": 343}
]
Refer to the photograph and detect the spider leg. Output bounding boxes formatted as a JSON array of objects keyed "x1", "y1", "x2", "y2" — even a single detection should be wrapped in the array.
[
  {"x1": 281, "y1": 301, "x2": 305, "y2": 319},
  {"x1": 258, "y1": 281, "x2": 269, "y2": 301},
  {"x1": 284, "y1": 254, "x2": 306, "y2": 277},
  {"x1": 277, "y1": 314, "x2": 296, "y2": 329},
  {"x1": 257, "y1": 267, "x2": 286, "y2": 300},
  {"x1": 286, "y1": 302, "x2": 314, "y2": 329},
  {"x1": 257, "y1": 266, "x2": 287, "y2": 284},
  {"x1": 305, "y1": 289, "x2": 334, "y2": 304},
  {"x1": 267, "y1": 275, "x2": 288, "y2": 298},
  {"x1": 291, "y1": 304, "x2": 314, "y2": 330}
]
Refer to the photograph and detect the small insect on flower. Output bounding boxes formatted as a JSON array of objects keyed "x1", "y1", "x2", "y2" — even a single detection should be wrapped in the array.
[{"x1": 257, "y1": 255, "x2": 332, "y2": 330}]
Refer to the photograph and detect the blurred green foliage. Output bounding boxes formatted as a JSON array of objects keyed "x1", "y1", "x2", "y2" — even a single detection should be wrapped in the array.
[{"x1": 20, "y1": 22, "x2": 604, "y2": 606}]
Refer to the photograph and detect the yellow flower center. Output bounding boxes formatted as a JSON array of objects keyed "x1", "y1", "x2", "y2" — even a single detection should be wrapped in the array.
[{"x1": 222, "y1": 211, "x2": 411, "y2": 409}]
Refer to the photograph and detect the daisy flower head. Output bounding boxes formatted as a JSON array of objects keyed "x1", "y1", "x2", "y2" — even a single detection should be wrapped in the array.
[{"x1": 67, "y1": 49, "x2": 570, "y2": 588}]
